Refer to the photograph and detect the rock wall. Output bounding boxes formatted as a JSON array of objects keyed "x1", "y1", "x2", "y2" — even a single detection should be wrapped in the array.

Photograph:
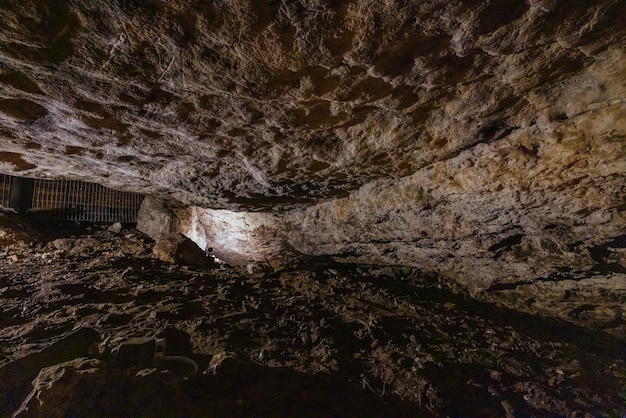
[
  {"x1": 138, "y1": 196, "x2": 284, "y2": 266},
  {"x1": 285, "y1": 45, "x2": 626, "y2": 288},
  {"x1": 282, "y1": 78, "x2": 626, "y2": 320}
]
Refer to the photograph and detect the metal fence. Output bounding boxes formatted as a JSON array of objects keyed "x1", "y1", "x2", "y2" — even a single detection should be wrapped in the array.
[
  {"x1": 0, "y1": 173, "x2": 144, "y2": 223},
  {"x1": 0, "y1": 174, "x2": 10, "y2": 209}
]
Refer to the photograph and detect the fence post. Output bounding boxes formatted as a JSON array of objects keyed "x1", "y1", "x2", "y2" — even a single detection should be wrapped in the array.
[{"x1": 9, "y1": 176, "x2": 35, "y2": 214}]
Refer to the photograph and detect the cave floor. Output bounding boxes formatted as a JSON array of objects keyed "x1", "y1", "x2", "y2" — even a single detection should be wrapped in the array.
[{"x1": 0, "y1": 218, "x2": 625, "y2": 417}]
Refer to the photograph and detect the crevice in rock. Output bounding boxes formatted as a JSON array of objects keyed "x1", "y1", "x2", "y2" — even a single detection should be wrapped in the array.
[
  {"x1": 487, "y1": 233, "x2": 524, "y2": 254},
  {"x1": 589, "y1": 234, "x2": 626, "y2": 274}
]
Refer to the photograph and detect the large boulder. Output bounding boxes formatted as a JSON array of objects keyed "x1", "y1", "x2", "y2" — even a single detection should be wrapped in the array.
[
  {"x1": 13, "y1": 358, "x2": 195, "y2": 418},
  {"x1": 13, "y1": 358, "x2": 108, "y2": 418},
  {"x1": 152, "y1": 232, "x2": 212, "y2": 268}
]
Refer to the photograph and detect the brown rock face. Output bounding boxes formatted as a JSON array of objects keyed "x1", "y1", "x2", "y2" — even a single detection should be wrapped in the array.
[
  {"x1": 13, "y1": 358, "x2": 109, "y2": 418},
  {"x1": 1, "y1": 2, "x2": 625, "y2": 320},
  {"x1": 13, "y1": 357, "x2": 197, "y2": 418}
]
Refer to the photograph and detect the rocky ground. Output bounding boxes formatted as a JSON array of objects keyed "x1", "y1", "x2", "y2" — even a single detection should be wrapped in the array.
[{"x1": 0, "y1": 212, "x2": 625, "y2": 417}]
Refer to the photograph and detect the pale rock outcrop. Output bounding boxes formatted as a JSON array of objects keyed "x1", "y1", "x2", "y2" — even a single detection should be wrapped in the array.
[
  {"x1": 138, "y1": 196, "x2": 284, "y2": 266},
  {"x1": 136, "y1": 197, "x2": 211, "y2": 266}
]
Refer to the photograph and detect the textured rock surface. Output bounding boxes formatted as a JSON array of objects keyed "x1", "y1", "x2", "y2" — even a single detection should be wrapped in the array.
[
  {"x1": 152, "y1": 232, "x2": 212, "y2": 267},
  {"x1": 137, "y1": 196, "x2": 285, "y2": 264},
  {"x1": 1, "y1": 2, "x2": 626, "y2": 321},
  {"x1": 13, "y1": 358, "x2": 109, "y2": 418},
  {"x1": 283, "y1": 51, "x2": 626, "y2": 294},
  {"x1": 13, "y1": 357, "x2": 196, "y2": 418},
  {"x1": 0, "y1": 0, "x2": 624, "y2": 206},
  {"x1": 1, "y1": 222, "x2": 624, "y2": 416}
]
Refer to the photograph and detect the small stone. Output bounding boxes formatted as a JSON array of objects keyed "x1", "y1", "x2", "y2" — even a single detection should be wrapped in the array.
[
  {"x1": 205, "y1": 352, "x2": 239, "y2": 376},
  {"x1": 500, "y1": 400, "x2": 515, "y2": 417},
  {"x1": 108, "y1": 222, "x2": 123, "y2": 234},
  {"x1": 7, "y1": 254, "x2": 18, "y2": 262},
  {"x1": 135, "y1": 368, "x2": 158, "y2": 377}
]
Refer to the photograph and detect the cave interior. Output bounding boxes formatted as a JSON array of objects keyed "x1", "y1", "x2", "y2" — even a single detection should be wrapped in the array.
[{"x1": 0, "y1": 0, "x2": 625, "y2": 416}]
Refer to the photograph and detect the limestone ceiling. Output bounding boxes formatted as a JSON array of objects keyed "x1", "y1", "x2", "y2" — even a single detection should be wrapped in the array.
[{"x1": 0, "y1": 0, "x2": 624, "y2": 210}]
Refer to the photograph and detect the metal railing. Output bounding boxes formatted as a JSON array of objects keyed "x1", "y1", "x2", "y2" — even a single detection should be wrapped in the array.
[
  {"x1": 0, "y1": 174, "x2": 11, "y2": 209},
  {"x1": 0, "y1": 173, "x2": 144, "y2": 223}
]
